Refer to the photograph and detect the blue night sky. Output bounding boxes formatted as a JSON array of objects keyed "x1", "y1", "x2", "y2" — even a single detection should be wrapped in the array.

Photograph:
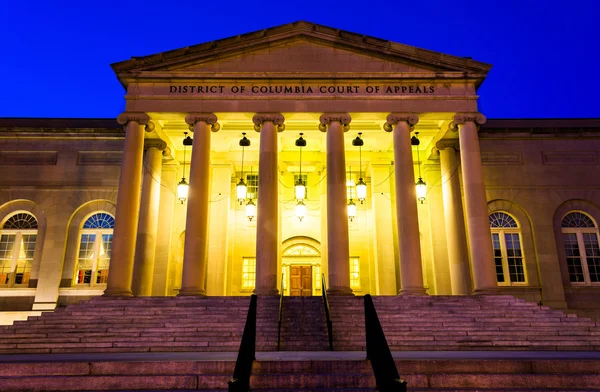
[{"x1": 1, "y1": 0, "x2": 598, "y2": 119}]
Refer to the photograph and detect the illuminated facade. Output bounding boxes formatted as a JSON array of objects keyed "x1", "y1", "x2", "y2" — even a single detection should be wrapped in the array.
[{"x1": 1, "y1": 22, "x2": 599, "y2": 323}]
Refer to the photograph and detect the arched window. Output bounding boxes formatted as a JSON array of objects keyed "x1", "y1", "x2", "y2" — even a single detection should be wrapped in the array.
[
  {"x1": 0, "y1": 213, "x2": 38, "y2": 287},
  {"x1": 489, "y1": 212, "x2": 526, "y2": 284},
  {"x1": 561, "y1": 211, "x2": 600, "y2": 284},
  {"x1": 75, "y1": 213, "x2": 114, "y2": 286}
]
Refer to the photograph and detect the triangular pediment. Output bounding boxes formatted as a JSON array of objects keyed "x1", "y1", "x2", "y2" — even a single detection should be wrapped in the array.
[{"x1": 112, "y1": 21, "x2": 491, "y2": 87}]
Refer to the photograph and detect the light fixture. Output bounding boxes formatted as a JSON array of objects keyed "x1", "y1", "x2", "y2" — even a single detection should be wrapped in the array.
[
  {"x1": 348, "y1": 199, "x2": 357, "y2": 222},
  {"x1": 177, "y1": 132, "x2": 192, "y2": 204},
  {"x1": 246, "y1": 166, "x2": 256, "y2": 222},
  {"x1": 245, "y1": 199, "x2": 256, "y2": 222},
  {"x1": 237, "y1": 133, "x2": 250, "y2": 205},
  {"x1": 353, "y1": 133, "x2": 366, "y2": 204},
  {"x1": 295, "y1": 133, "x2": 307, "y2": 201},
  {"x1": 412, "y1": 132, "x2": 427, "y2": 204},
  {"x1": 296, "y1": 200, "x2": 307, "y2": 222}
]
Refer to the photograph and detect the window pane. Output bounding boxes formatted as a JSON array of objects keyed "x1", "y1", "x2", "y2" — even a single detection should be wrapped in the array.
[
  {"x1": 76, "y1": 234, "x2": 96, "y2": 284},
  {"x1": 97, "y1": 234, "x2": 112, "y2": 284},
  {"x1": 246, "y1": 174, "x2": 258, "y2": 200},
  {"x1": 583, "y1": 233, "x2": 600, "y2": 282},
  {"x1": 489, "y1": 212, "x2": 518, "y2": 228},
  {"x1": 2, "y1": 213, "x2": 38, "y2": 229},
  {"x1": 563, "y1": 233, "x2": 585, "y2": 282},
  {"x1": 562, "y1": 212, "x2": 596, "y2": 228},
  {"x1": 505, "y1": 233, "x2": 525, "y2": 282},
  {"x1": 242, "y1": 258, "x2": 256, "y2": 289},
  {"x1": 83, "y1": 213, "x2": 115, "y2": 229},
  {"x1": 0, "y1": 235, "x2": 16, "y2": 285},
  {"x1": 491, "y1": 233, "x2": 504, "y2": 282}
]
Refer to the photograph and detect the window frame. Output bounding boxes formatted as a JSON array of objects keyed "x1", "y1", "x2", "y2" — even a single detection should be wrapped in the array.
[
  {"x1": 561, "y1": 211, "x2": 600, "y2": 286},
  {"x1": 0, "y1": 212, "x2": 38, "y2": 288},
  {"x1": 75, "y1": 213, "x2": 114, "y2": 287},
  {"x1": 241, "y1": 257, "x2": 256, "y2": 291},
  {"x1": 489, "y1": 212, "x2": 527, "y2": 286}
]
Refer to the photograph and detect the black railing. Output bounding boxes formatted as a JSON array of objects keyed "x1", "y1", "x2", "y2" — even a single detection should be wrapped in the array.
[
  {"x1": 277, "y1": 273, "x2": 284, "y2": 351},
  {"x1": 364, "y1": 294, "x2": 406, "y2": 392},
  {"x1": 321, "y1": 274, "x2": 334, "y2": 351},
  {"x1": 228, "y1": 294, "x2": 257, "y2": 392}
]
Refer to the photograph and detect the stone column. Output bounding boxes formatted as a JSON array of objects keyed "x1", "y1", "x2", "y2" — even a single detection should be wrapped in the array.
[
  {"x1": 437, "y1": 141, "x2": 472, "y2": 295},
  {"x1": 178, "y1": 113, "x2": 220, "y2": 296},
  {"x1": 104, "y1": 113, "x2": 153, "y2": 296},
  {"x1": 383, "y1": 113, "x2": 426, "y2": 295},
  {"x1": 131, "y1": 139, "x2": 167, "y2": 296},
  {"x1": 450, "y1": 113, "x2": 497, "y2": 294},
  {"x1": 252, "y1": 113, "x2": 285, "y2": 296},
  {"x1": 319, "y1": 113, "x2": 352, "y2": 296}
]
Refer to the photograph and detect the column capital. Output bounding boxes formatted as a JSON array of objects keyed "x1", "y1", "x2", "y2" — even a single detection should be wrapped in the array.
[
  {"x1": 318, "y1": 113, "x2": 351, "y2": 132},
  {"x1": 253, "y1": 113, "x2": 285, "y2": 133},
  {"x1": 117, "y1": 112, "x2": 154, "y2": 132},
  {"x1": 185, "y1": 113, "x2": 220, "y2": 132},
  {"x1": 383, "y1": 113, "x2": 419, "y2": 132},
  {"x1": 144, "y1": 138, "x2": 167, "y2": 151},
  {"x1": 449, "y1": 112, "x2": 486, "y2": 131},
  {"x1": 435, "y1": 139, "x2": 460, "y2": 152}
]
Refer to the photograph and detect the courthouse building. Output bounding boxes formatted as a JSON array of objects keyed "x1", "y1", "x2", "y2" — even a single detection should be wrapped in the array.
[{"x1": 1, "y1": 21, "x2": 599, "y2": 321}]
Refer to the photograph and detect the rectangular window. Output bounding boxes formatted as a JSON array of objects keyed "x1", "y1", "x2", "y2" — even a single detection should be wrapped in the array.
[
  {"x1": 242, "y1": 258, "x2": 256, "y2": 290},
  {"x1": 583, "y1": 233, "x2": 600, "y2": 282},
  {"x1": 504, "y1": 233, "x2": 525, "y2": 282},
  {"x1": 0, "y1": 234, "x2": 15, "y2": 285},
  {"x1": 563, "y1": 233, "x2": 585, "y2": 282},
  {"x1": 76, "y1": 234, "x2": 96, "y2": 284},
  {"x1": 350, "y1": 257, "x2": 360, "y2": 290},
  {"x1": 314, "y1": 265, "x2": 321, "y2": 290},
  {"x1": 246, "y1": 174, "x2": 258, "y2": 200},
  {"x1": 491, "y1": 233, "x2": 505, "y2": 283}
]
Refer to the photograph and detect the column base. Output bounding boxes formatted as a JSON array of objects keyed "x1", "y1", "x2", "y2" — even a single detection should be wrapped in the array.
[
  {"x1": 398, "y1": 287, "x2": 428, "y2": 296},
  {"x1": 103, "y1": 288, "x2": 133, "y2": 297},
  {"x1": 327, "y1": 286, "x2": 354, "y2": 296},
  {"x1": 253, "y1": 288, "x2": 279, "y2": 296},
  {"x1": 177, "y1": 288, "x2": 207, "y2": 296}
]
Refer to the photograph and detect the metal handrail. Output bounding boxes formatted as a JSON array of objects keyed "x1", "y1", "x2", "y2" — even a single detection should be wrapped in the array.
[
  {"x1": 321, "y1": 274, "x2": 333, "y2": 351},
  {"x1": 364, "y1": 294, "x2": 406, "y2": 392},
  {"x1": 228, "y1": 294, "x2": 257, "y2": 392},
  {"x1": 277, "y1": 273, "x2": 284, "y2": 351}
]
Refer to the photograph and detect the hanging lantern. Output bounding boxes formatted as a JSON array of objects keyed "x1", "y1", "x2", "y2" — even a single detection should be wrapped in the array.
[
  {"x1": 413, "y1": 132, "x2": 426, "y2": 204},
  {"x1": 177, "y1": 178, "x2": 189, "y2": 204},
  {"x1": 295, "y1": 133, "x2": 307, "y2": 201},
  {"x1": 237, "y1": 133, "x2": 250, "y2": 205},
  {"x1": 246, "y1": 199, "x2": 256, "y2": 222},
  {"x1": 348, "y1": 199, "x2": 357, "y2": 222},
  {"x1": 236, "y1": 179, "x2": 247, "y2": 205},
  {"x1": 178, "y1": 132, "x2": 192, "y2": 204},
  {"x1": 296, "y1": 200, "x2": 307, "y2": 222},
  {"x1": 352, "y1": 133, "x2": 367, "y2": 204},
  {"x1": 416, "y1": 177, "x2": 427, "y2": 204},
  {"x1": 356, "y1": 178, "x2": 367, "y2": 204}
]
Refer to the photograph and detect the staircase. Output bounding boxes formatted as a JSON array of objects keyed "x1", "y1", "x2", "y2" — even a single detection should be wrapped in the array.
[
  {"x1": 278, "y1": 297, "x2": 330, "y2": 351},
  {"x1": 1, "y1": 356, "x2": 600, "y2": 391},
  {"x1": 330, "y1": 295, "x2": 600, "y2": 351},
  {"x1": 0, "y1": 296, "x2": 279, "y2": 354}
]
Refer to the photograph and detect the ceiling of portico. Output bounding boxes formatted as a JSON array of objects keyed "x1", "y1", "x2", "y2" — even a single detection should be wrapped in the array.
[{"x1": 151, "y1": 112, "x2": 453, "y2": 172}]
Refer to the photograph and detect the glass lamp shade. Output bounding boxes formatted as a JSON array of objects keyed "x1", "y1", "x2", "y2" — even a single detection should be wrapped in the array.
[
  {"x1": 295, "y1": 178, "x2": 306, "y2": 201},
  {"x1": 177, "y1": 178, "x2": 189, "y2": 204},
  {"x1": 236, "y1": 179, "x2": 247, "y2": 204},
  {"x1": 246, "y1": 199, "x2": 256, "y2": 221},
  {"x1": 295, "y1": 201, "x2": 307, "y2": 222},
  {"x1": 347, "y1": 199, "x2": 357, "y2": 222},
  {"x1": 356, "y1": 178, "x2": 367, "y2": 203},
  {"x1": 416, "y1": 177, "x2": 427, "y2": 204}
]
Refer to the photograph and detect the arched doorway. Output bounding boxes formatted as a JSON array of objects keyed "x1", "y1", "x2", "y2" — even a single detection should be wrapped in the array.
[{"x1": 281, "y1": 237, "x2": 321, "y2": 296}]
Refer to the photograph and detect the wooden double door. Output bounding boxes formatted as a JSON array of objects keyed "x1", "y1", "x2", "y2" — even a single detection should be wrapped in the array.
[{"x1": 289, "y1": 265, "x2": 312, "y2": 296}]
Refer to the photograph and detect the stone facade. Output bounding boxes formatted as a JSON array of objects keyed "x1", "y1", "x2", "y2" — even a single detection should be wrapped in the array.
[{"x1": 0, "y1": 22, "x2": 598, "y2": 322}]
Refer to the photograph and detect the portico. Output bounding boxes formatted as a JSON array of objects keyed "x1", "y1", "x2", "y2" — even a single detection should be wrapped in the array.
[{"x1": 97, "y1": 22, "x2": 499, "y2": 298}]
